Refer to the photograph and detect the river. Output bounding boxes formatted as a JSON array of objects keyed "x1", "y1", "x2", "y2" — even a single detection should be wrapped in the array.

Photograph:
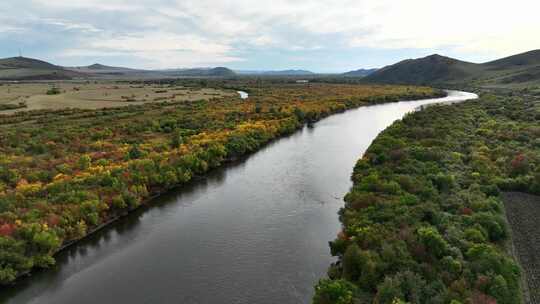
[
  {"x1": 0, "y1": 90, "x2": 478, "y2": 304},
  {"x1": 238, "y1": 91, "x2": 249, "y2": 99}
]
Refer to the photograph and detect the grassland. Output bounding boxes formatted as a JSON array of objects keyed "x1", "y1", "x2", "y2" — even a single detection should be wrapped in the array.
[{"x1": 0, "y1": 82, "x2": 236, "y2": 113}]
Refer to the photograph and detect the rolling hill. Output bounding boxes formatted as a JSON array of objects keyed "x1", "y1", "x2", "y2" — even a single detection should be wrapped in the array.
[
  {"x1": 364, "y1": 50, "x2": 540, "y2": 86},
  {"x1": 364, "y1": 54, "x2": 482, "y2": 84},
  {"x1": 484, "y1": 49, "x2": 540, "y2": 69},
  {"x1": 342, "y1": 68, "x2": 378, "y2": 77},
  {"x1": 0, "y1": 57, "x2": 84, "y2": 80},
  {"x1": 161, "y1": 67, "x2": 236, "y2": 77},
  {"x1": 68, "y1": 63, "x2": 139, "y2": 73},
  {"x1": 66, "y1": 63, "x2": 159, "y2": 78},
  {"x1": 0, "y1": 57, "x2": 237, "y2": 80}
]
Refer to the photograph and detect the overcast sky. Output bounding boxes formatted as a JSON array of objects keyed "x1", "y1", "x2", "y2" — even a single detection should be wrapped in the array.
[{"x1": 1, "y1": 0, "x2": 539, "y2": 72}]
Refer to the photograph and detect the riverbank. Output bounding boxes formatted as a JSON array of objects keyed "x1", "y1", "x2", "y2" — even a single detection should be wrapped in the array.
[
  {"x1": 3, "y1": 89, "x2": 482, "y2": 304},
  {"x1": 315, "y1": 92, "x2": 538, "y2": 303},
  {"x1": 0, "y1": 83, "x2": 445, "y2": 285}
]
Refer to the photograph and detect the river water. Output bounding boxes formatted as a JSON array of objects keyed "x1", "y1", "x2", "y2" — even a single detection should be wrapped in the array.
[
  {"x1": 237, "y1": 91, "x2": 249, "y2": 99},
  {"x1": 0, "y1": 90, "x2": 477, "y2": 304}
]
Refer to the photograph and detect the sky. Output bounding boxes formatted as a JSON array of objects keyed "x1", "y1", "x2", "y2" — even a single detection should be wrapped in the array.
[{"x1": 1, "y1": 0, "x2": 539, "y2": 73}]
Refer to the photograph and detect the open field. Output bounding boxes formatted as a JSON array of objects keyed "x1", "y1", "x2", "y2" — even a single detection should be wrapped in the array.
[
  {"x1": 0, "y1": 82, "x2": 236, "y2": 113},
  {"x1": 502, "y1": 192, "x2": 540, "y2": 304}
]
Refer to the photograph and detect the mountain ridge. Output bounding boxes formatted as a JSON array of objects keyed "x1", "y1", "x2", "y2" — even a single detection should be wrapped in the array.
[{"x1": 364, "y1": 49, "x2": 540, "y2": 86}]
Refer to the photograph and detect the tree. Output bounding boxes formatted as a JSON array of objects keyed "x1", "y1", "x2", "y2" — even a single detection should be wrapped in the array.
[
  {"x1": 171, "y1": 129, "x2": 184, "y2": 148},
  {"x1": 417, "y1": 227, "x2": 448, "y2": 258},
  {"x1": 78, "y1": 155, "x2": 92, "y2": 170},
  {"x1": 313, "y1": 279, "x2": 356, "y2": 304}
]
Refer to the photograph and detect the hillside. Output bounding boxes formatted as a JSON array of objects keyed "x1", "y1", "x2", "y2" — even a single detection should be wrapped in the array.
[
  {"x1": 0, "y1": 57, "x2": 84, "y2": 80},
  {"x1": 481, "y1": 50, "x2": 540, "y2": 86},
  {"x1": 484, "y1": 49, "x2": 540, "y2": 68},
  {"x1": 66, "y1": 63, "x2": 151, "y2": 77},
  {"x1": 0, "y1": 57, "x2": 237, "y2": 80},
  {"x1": 163, "y1": 67, "x2": 236, "y2": 77},
  {"x1": 342, "y1": 68, "x2": 378, "y2": 77},
  {"x1": 69, "y1": 63, "x2": 138, "y2": 72},
  {"x1": 364, "y1": 50, "x2": 540, "y2": 87},
  {"x1": 364, "y1": 54, "x2": 481, "y2": 85}
]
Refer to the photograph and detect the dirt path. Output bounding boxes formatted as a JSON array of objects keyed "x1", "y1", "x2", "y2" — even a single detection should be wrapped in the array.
[{"x1": 502, "y1": 192, "x2": 540, "y2": 304}]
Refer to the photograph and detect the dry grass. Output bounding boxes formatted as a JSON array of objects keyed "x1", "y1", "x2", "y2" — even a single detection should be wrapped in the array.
[{"x1": 0, "y1": 82, "x2": 235, "y2": 113}]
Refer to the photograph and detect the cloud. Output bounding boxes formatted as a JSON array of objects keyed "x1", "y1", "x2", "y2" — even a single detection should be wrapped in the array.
[
  {"x1": 2, "y1": 0, "x2": 540, "y2": 69},
  {"x1": 62, "y1": 32, "x2": 242, "y2": 68}
]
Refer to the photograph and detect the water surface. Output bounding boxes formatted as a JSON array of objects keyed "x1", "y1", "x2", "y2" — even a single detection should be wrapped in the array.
[
  {"x1": 237, "y1": 91, "x2": 249, "y2": 99},
  {"x1": 0, "y1": 90, "x2": 477, "y2": 304}
]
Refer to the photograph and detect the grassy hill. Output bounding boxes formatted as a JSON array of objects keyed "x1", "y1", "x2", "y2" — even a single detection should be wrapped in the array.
[
  {"x1": 485, "y1": 49, "x2": 540, "y2": 68},
  {"x1": 0, "y1": 57, "x2": 84, "y2": 80},
  {"x1": 364, "y1": 54, "x2": 482, "y2": 85},
  {"x1": 364, "y1": 50, "x2": 540, "y2": 87}
]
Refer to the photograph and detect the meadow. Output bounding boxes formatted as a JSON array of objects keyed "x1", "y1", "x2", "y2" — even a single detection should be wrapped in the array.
[{"x1": 0, "y1": 82, "x2": 234, "y2": 113}]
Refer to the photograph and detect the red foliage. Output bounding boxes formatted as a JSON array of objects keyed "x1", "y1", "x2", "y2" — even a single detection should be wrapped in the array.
[
  {"x1": 471, "y1": 291, "x2": 497, "y2": 304},
  {"x1": 474, "y1": 275, "x2": 490, "y2": 290},
  {"x1": 0, "y1": 223, "x2": 15, "y2": 237},
  {"x1": 460, "y1": 207, "x2": 473, "y2": 215},
  {"x1": 47, "y1": 214, "x2": 61, "y2": 227},
  {"x1": 337, "y1": 231, "x2": 350, "y2": 241},
  {"x1": 510, "y1": 153, "x2": 529, "y2": 174}
]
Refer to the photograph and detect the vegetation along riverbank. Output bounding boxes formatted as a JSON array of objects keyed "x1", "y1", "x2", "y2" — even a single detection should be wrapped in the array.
[
  {"x1": 314, "y1": 91, "x2": 539, "y2": 304},
  {"x1": 0, "y1": 80, "x2": 442, "y2": 283}
]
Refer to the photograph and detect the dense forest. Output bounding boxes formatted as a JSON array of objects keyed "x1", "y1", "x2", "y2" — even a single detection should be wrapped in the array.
[
  {"x1": 0, "y1": 81, "x2": 441, "y2": 283},
  {"x1": 313, "y1": 92, "x2": 539, "y2": 303}
]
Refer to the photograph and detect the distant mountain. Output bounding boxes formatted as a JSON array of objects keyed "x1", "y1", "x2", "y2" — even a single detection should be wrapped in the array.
[
  {"x1": 66, "y1": 63, "x2": 144, "y2": 76},
  {"x1": 163, "y1": 67, "x2": 236, "y2": 77},
  {"x1": 364, "y1": 50, "x2": 540, "y2": 86},
  {"x1": 0, "y1": 57, "x2": 236, "y2": 80},
  {"x1": 342, "y1": 68, "x2": 378, "y2": 77},
  {"x1": 87, "y1": 63, "x2": 129, "y2": 70},
  {"x1": 235, "y1": 69, "x2": 315, "y2": 76},
  {"x1": 0, "y1": 57, "x2": 84, "y2": 80}
]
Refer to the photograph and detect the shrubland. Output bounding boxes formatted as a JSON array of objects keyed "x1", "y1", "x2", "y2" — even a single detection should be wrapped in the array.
[{"x1": 314, "y1": 93, "x2": 539, "y2": 304}]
